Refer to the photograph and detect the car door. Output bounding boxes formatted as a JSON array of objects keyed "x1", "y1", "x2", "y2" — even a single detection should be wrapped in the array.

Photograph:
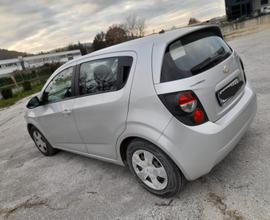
[
  {"x1": 35, "y1": 66, "x2": 86, "y2": 152},
  {"x1": 72, "y1": 53, "x2": 135, "y2": 159}
]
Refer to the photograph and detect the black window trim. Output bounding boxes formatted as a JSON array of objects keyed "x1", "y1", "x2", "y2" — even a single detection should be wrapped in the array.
[
  {"x1": 41, "y1": 66, "x2": 76, "y2": 105},
  {"x1": 73, "y1": 56, "x2": 134, "y2": 98}
]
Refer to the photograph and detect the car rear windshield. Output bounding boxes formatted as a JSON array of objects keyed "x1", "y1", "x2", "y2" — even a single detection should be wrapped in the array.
[{"x1": 161, "y1": 30, "x2": 232, "y2": 83}]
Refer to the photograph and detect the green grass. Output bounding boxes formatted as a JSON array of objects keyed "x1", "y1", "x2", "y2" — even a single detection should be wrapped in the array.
[{"x1": 0, "y1": 84, "x2": 43, "y2": 109}]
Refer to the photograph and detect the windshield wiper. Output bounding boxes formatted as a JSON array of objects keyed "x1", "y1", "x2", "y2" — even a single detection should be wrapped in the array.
[{"x1": 191, "y1": 51, "x2": 230, "y2": 74}]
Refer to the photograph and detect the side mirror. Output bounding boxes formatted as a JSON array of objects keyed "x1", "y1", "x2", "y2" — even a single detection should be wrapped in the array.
[{"x1": 26, "y1": 96, "x2": 41, "y2": 109}]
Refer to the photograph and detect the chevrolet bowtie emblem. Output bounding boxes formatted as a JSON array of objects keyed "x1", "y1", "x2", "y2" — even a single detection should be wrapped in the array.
[{"x1": 223, "y1": 66, "x2": 229, "y2": 74}]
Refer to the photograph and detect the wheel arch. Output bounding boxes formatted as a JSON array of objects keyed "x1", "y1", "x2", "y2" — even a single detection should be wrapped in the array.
[
  {"x1": 118, "y1": 135, "x2": 186, "y2": 180},
  {"x1": 27, "y1": 123, "x2": 34, "y2": 134},
  {"x1": 119, "y1": 136, "x2": 137, "y2": 165},
  {"x1": 26, "y1": 122, "x2": 46, "y2": 140}
]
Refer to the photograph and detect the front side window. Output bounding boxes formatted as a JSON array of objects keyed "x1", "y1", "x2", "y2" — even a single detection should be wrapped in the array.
[
  {"x1": 161, "y1": 30, "x2": 232, "y2": 82},
  {"x1": 43, "y1": 67, "x2": 73, "y2": 103}
]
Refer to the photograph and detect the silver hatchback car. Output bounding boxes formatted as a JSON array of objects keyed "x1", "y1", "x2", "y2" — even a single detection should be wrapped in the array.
[{"x1": 25, "y1": 25, "x2": 257, "y2": 197}]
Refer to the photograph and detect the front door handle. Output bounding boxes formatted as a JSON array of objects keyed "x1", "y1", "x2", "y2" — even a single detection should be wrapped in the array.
[{"x1": 62, "y1": 109, "x2": 72, "y2": 115}]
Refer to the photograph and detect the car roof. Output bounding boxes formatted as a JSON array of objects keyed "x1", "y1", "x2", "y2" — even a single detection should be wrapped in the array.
[
  {"x1": 41, "y1": 25, "x2": 221, "y2": 94},
  {"x1": 60, "y1": 25, "x2": 220, "y2": 69}
]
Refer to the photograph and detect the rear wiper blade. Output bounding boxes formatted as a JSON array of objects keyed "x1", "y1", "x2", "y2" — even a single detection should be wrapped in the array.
[
  {"x1": 191, "y1": 52, "x2": 230, "y2": 74},
  {"x1": 216, "y1": 47, "x2": 226, "y2": 55}
]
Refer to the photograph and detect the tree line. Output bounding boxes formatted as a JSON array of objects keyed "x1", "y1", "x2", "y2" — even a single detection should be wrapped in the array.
[
  {"x1": 66, "y1": 15, "x2": 146, "y2": 55},
  {"x1": 92, "y1": 15, "x2": 145, "y2": 51}
]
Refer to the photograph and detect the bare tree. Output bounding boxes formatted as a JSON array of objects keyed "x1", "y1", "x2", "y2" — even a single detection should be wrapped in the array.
[
  {"x1": 125, "y1": 15, "x2": 136, "y2": 37},
  {"x1": 125, "y1": 15, "x2": 145, "y2": 38},
  {"x1": 136, "y1": 17, "x2": 145, "y2": 37}
]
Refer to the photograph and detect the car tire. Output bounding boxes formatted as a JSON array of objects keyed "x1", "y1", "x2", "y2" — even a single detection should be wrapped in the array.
[
  {"x1": 126, "y1": 138, "x2": 184, "y2": 197},
  {"x1": 30, "y1": 126, "x2": 58, "y2": 156}
]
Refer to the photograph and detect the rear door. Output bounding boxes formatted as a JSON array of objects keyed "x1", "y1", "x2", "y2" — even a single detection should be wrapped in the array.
[
  {"x1": 155, "y1": 28, "x2": 246, "y2": 122},
  {"x1": 72, "y1": 52, "x2": 135, "y2": 159}
]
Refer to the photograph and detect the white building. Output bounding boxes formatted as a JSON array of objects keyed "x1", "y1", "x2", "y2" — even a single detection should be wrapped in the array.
[
  {"x1": 0, "y1": 50, "x2": 81, "y2": 78},
  {"x1": 0, "y1": 58, "x2": 23, "y2": 77}
]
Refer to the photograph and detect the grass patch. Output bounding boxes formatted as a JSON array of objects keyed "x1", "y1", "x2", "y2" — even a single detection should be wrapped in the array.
[{"x1": 0, "y1": 84, "x2": 43, "y2": 109}]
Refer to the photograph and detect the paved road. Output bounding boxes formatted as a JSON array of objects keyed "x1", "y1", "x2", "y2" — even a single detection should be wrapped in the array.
[{"x1": 0, "y1": 30, "x2": 270, "y2": 220}]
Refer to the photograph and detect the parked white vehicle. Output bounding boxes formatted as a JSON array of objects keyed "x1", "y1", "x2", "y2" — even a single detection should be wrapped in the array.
[
  {"x1": 25, "y1": 25, "x2": 257, "y2": 197},
  {"x1": 261, "y1": 5, "x2": 270, "y2": 14}
]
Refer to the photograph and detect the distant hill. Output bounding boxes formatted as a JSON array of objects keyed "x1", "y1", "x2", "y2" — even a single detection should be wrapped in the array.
[{"x1": 0, "y1": 49, "x2": 31, "y2": 60}]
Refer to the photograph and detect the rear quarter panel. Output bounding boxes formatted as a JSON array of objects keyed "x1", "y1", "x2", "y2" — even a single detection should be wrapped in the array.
[{"x1": 116, "y1": 43, "x2": 173, "y2": 160}]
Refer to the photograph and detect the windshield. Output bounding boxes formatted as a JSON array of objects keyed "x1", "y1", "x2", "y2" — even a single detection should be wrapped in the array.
[{"x1": 161, "y1": 31, "x2": 232, "y2": 82}]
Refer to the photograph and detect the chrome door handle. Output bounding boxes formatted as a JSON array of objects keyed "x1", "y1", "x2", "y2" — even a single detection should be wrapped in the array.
[{"x1": 62, "y1": 109, "x2": 72, "y2": 115}]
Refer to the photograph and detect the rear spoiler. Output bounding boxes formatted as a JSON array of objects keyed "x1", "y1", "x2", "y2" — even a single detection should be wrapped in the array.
[{"x1": 181, "y1": 25, "x2": 223, "y2": 40}]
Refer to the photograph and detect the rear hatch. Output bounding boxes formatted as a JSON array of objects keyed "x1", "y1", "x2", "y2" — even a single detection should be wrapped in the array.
[{"x1": 155, "y1": 27, "x2": 246, "y2": 122}]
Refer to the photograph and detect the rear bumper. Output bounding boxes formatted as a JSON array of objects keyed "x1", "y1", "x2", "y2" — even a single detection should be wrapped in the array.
[{"x1": 158, "y1": 82, "x2": 257, "y2": 180}]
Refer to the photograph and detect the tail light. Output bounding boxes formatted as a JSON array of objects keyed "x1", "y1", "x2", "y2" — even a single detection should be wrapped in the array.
[
  {"x1": 193, "y1": 108, "x2": 205, "y2": 124},
  {"x1": 159, "y1": 91, "x2": 208, "y2": 126},
  {"x1": 178, "y1": 92, "x2": 197, "y2": 113}
]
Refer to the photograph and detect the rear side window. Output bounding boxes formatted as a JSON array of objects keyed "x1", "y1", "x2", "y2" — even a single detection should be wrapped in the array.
[
  {"x1": 161, "y1": 30, "x2": 232, "y2": 83},
  {"x1": 79, "y1": 56, "x2": 133, "y2": 96}
]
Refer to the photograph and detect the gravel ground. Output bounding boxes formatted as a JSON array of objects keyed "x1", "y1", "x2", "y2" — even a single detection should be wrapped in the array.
[{"x1": 0, "y1": 29, "x2": 270, "y2": 220}]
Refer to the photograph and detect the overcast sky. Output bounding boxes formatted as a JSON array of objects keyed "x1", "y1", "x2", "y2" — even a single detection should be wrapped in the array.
[{"x1": 0, "y1": 0, "x2": 225, "y2": 53}]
